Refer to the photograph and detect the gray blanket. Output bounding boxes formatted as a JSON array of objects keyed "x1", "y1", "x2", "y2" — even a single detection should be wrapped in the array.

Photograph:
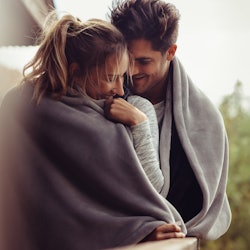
[
  {"x1": 0, "y1": 84, "x2": 185, "y2": 250},
  {"x1": 0, "y1": 56, "x2": 231, "y2": 249},
  {"x1": 159, "y1": 57, "x2": 231, "y2": 239}
]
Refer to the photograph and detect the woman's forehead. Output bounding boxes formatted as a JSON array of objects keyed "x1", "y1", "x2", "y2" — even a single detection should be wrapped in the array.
[{"x1": 105, "y1": 52, "x2": 129, "y2": 74}]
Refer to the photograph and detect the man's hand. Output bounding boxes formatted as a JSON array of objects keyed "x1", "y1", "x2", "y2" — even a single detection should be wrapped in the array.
[
  {"x1": 140, "y1": 223, "x2": 186, "y2": 242},
  {"x1": 104, "y1": 97, "x2": 147, "y2": 126}
]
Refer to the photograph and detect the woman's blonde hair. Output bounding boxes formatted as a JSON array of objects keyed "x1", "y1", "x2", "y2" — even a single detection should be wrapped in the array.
[{"x1": 23, "y1": 11, "x2": 129, "y2": 102}]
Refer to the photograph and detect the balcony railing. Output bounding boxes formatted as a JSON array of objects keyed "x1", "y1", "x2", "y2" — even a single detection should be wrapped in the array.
[{"x1": 109, "y1": 237, "x2": 198, "y2": 250}]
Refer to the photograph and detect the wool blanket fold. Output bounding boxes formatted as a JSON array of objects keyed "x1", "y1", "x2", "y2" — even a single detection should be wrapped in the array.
[
  {"x1": 159, "y1": 57, "x2": 231, "y2": 240},
  {"x1": 0, "y1": 84, "x2": 185, "y2": 250}
]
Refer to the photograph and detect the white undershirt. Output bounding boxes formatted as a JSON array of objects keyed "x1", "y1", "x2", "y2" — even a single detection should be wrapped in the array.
[{"x1": 154, "y1": 100, "x2": 165, "y2": 131}]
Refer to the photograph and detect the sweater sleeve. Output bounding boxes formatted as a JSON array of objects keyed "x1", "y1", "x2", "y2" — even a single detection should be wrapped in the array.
[{"x1": 128, "y1": 96, "x2": 163, "y2": 192}]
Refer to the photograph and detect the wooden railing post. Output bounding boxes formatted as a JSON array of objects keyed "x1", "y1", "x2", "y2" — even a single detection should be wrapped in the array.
[{"x1": 108, "y1": 237, "x2": 199, "y2": 250}]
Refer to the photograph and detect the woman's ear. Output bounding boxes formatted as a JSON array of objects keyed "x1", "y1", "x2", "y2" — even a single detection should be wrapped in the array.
[{"x1": 166, "y1": 44, "x2": 177, "y2": 61}]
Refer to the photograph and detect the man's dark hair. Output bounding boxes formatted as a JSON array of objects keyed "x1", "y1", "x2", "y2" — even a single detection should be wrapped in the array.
[{"x1": 110, "y1": 0, "x2": 180, "y2": 53}]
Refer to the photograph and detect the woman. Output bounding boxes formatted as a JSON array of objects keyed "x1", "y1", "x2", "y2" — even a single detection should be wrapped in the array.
[
  {"x1": 0, "y1": 12, "x2": 185, "y2": 250},
  {"x1": 27, "y1": 13, "x2": 163, "y2": 192}
]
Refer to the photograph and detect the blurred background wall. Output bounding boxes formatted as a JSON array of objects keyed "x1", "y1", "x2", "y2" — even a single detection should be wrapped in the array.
[{"x1": 0, "y1": 0, "x2": 55, "y2": 102}]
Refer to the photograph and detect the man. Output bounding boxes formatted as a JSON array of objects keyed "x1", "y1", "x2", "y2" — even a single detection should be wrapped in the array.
[{"x1": 110, "y1": 0, "x2": 231, "y2": 241}]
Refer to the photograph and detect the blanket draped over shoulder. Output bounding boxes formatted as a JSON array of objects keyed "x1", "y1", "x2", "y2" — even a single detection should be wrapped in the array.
[
  {"x1": 159, "y1": 57, "x2": 231, "y2": 239},
  {"x1": 0, "y1": 84, "x2": 185, "y2": 250}
]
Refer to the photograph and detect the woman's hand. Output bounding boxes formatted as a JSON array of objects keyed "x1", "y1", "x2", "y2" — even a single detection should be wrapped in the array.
[
  {"x1": 140, "y1": 223, "x2": 186, "y2": 242},
  {"x1": 104, "y1": 97, "x2": 147, "y2": 126}
]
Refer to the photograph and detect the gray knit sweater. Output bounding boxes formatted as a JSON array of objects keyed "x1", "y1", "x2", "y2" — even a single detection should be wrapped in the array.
[{"x1": 128, "y1": 96, "x2": 163, "y2": 192}]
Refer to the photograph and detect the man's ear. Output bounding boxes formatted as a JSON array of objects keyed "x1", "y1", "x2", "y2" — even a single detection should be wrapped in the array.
[{"x1": 166, "y1": 44, "x2": 177, "y2": 61}]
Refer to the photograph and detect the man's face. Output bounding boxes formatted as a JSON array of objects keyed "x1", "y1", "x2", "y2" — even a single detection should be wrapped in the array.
[{"x1": 128, "y1": 39, "x2": 171, "y2": 104}]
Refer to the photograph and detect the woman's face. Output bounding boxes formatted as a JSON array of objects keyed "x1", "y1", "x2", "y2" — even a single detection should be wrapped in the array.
[{"x1": 86, "y1": 52, "x2": 129, "y2": 100}]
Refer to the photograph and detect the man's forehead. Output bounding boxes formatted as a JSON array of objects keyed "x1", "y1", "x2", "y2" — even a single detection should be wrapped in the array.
[{"x1": 127, "y1": 39, "x2": 161, "y2": 57}]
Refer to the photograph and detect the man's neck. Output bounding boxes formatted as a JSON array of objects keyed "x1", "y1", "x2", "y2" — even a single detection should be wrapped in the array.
[
  {"x1": 147, "y1": 87, "x2": 166, "y2": 104},
  {"x1": 152, "y1": 62, "x2": 173, "y2": 104},
  {"x1": 148, "y1": 75, "x2": 170, "y2": 105}
]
